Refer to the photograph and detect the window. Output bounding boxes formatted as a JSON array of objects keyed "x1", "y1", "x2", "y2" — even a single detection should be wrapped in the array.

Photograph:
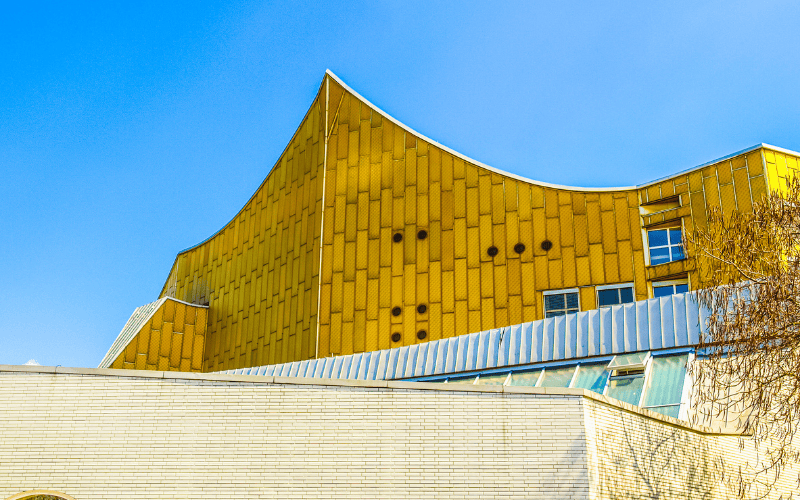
[
  {"x1": 543, "y1": 289, "x2": 579, "y2": 318},
  {"x1": 652, "y1": 280, "x2": 689, "y2": 298},
  {"x1": 605, "y1": 351, "x2": 650, "y2": 406},
  {"x1": 475, "y1": 373, "x2": 509, "y2": 385},
  {"x1": 538, "y1": 366, "x2": 577, "y2": 387},
  {"x1": 596, "y1": 283, "x2": 635, "y2": 308},
  {"x1": 507, "y1": 370, "x2": 542, "y2": 387},
  {"x1": 572, "y1": 364, "x2": 608, "y2": 393},
  {"x1": 641, "y1": 354, "x2": 689, "y2": 418},
  {"x1": 647, "y1": 227, "x2": 684, "y2": 265}
]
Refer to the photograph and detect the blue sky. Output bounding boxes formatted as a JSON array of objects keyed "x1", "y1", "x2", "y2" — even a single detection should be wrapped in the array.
[{"x1": 2, "y1": 1, "x2": 799, "y2": 367}]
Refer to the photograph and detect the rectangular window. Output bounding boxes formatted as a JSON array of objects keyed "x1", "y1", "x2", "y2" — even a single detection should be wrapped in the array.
[
  {"x1": 607, "y1": 374, "x2": 646, "y2": 405},
  {"x1": 507, "y1": 370, "x2": 542, "y2": 387},
  {"x1": 572, "y1": 364, "x2": 609, "y2": 394},
  {"x1": 641, "y1": 354, "x2": 689, "y2": 419},
  {"x1": 652, "y1": 280, "x2": 689, "y2": 298},
  {"x1": 605, "y1": 351, "x2": 650, "y2": 406},
  {"x1": 475, "y1": 373, "x2": 509, "y2": 386},
  {"x1": 596, "y1": 283, "x2": 635, "y2": 308},
  {"x1": 543, "y1": 289, "x2": 580, "y2": 318},
  {"x1": 647, "y1": 227, "x2": 684, "y2": 265},
  {"x1": 538, "y1": 366, "x2": 577, "y2": 387}
]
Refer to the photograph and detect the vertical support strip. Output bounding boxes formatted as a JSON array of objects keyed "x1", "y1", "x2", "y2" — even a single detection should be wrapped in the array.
[{"x1": 314, "y1": 75, "x2": 330, "y2": 360}]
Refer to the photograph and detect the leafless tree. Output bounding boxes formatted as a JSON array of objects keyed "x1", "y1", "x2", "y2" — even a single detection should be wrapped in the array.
[{"x1": 688, "y1": 176, "x2": 800, "y2": 497}]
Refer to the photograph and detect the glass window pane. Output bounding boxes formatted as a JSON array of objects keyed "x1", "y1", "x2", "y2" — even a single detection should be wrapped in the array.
[
  {"x1": 508, "y1": 370, "x2": 542, "y2": 387},
  {"x1": 653, "y1": 285, "x2": 675, "y2": 298},
  {"x1": 545, "y1": 294, "x2": 564, "y2": 311},
  {"x1": 649, "y1": 246, "x2": 671, "y2": 265},
  {"x1": 538, "y1": 366, "x2": 576, "y2": 387},
  {"x1": 619, "y1": 287, "x2": 634, "y2": 304},
  {"x1": 545, "y1": 310, "x2": 564, "y2": 318},
  {"x1": 668, "y1": 228, "x2": 683, "y2": 244},
  {"x1": 572, "y1": 364, "x2": 608, "y2": 394},
  {"x1": 597, "y1": 288, "x2": 619, "y2": 307},
  {"x1": 475, "y1": 373, "x2": 508, "y2": 386},
  {"x1": 607, "y1": 375, "x2": 645, "y2": 406},
  {"x1": 607, "y1": 352, "x2": 648, "y2": 370},
  {"x1": 648, "y1": 405, "x2": 680, "y2": 419},
  {"x1": 565, "y1": 292, "x2": 579, "y2": 310},
  {"x1": 642, "y1": 354, "x2": 688, "y2": 409},
  {"x1": 671, "y1": 245, "x2": 685, "y2": 261},
  {"x1": 675, "y1": 284, "x2": 688, "y2": 294},
  {"x1": 648, "y1": 229, "x2": 669, "y2": 247}
]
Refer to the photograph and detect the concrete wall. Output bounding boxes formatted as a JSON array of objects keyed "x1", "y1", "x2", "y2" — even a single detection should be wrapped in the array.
[{"x1": 0, "y1": 366, "x2": 796, "y2": 500}]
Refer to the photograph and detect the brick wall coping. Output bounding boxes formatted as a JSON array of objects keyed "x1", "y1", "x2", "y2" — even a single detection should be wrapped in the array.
[{"x1": 0, "y1": 364, "x2": 744, "y2": 437}]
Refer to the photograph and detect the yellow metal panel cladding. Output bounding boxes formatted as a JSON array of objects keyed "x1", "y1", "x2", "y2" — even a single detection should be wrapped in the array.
[
  {"x1": 107, "y1": 299, "x2": 208, "y2": 373},
  {"x1": 117, "y1": 75, "x2": 794, "y2": 372},
  {"x1": 158, "y1": 79, "x2": 327, "y2": 371}
]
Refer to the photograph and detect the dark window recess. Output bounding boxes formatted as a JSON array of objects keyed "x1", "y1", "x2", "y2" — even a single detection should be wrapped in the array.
[
  {"x1": 391, "y1": 306, "x2": 402, "y2": 316},
  {"x1": 391, "y1": 332, "x2": 402, "y2": 342},
  {"x1": 540, "y1": 240, "x2": 553, "y2": 251},
  {"x1": 487, "y1": 246, "x2": 498, "y2": 257},
  {"x1": 416, "y1": 330, "x2": 427, "y2": 340},
  {"x1": 598, "y1": 287, "x2": 635, "y2": 308},
  {"x1": 393, "y1": 232, "x2": 403, "y2": 243},
  {"x1": 417, "y1": 304, "x2": 427, "y2": 314},
  {"x1": 417, "y1": 230, "x2": 428, "y2": 240},
  {"x1": 514, "y1": 243, "x2": 526, "y2": 254}
]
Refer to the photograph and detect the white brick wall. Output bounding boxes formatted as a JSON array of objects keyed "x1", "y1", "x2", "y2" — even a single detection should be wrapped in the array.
[
  {"x1": 0, "y1": 367, "x2": 795, "y2": 500},
  {"x1": 0, "y1": 369, "x2": 590, "y2": 499},
  {"x1": 583, "y1": 396, "x2": 799, "y2": 499}
]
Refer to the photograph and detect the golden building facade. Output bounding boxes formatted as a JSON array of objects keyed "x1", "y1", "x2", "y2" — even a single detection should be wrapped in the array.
[{"x1": 100, "y1": 70, "x2": 800, "y2": 372}]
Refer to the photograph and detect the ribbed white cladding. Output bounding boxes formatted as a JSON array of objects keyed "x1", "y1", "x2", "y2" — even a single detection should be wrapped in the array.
[{"x1": 223, "y1": 291, "x2": 706, "y2": 380}]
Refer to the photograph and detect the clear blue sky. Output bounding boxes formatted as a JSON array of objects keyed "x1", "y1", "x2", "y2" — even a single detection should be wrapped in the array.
[{"x1": 2, "y1": 1, "x2": 799, "y2": 368}]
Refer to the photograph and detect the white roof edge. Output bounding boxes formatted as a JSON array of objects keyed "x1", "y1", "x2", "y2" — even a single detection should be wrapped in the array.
[
  {"x1": 163, "y1": 296, "x2": 210, "y2": 308},
  {"x1": 326, "y1": 70, "x2": 800, "y2": 193},
  {"x1": 324, "y1": 70, "x2": 637, "y2": 193}
]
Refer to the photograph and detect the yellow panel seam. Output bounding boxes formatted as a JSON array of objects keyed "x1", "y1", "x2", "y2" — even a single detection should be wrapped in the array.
[{"x1": 315, "y1": 76, "x2": 331, "y2": 360}]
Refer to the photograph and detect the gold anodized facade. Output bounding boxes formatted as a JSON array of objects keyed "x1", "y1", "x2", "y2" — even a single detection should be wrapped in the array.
[{"x1": 103, "y1": 71, "x2": 799, "y2": 372}]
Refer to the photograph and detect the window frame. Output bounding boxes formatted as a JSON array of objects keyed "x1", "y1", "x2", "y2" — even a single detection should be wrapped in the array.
[
  {"x1": 644, "y1": 224, "x2": 685, "y2": 266},
  {"x1": 595, "y1": 282, "x2": 636, "y2": 309},
  {"x1": 651, "y1": 279, "x2": 689, "y2": 298},
  {"x1": 542, "y1": 287, "x2": 581, "y2": 318}
]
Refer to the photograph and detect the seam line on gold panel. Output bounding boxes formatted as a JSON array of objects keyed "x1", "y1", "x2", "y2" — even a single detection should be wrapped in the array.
[
  {"x1": 760, "y1": 149, "x2": 770, "y2": 193},
  {"x1": 315, "y1": 75, "x2": 331, "y2": 360}
]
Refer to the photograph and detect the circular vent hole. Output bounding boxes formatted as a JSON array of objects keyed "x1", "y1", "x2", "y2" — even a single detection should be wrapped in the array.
[
  {"x1": 391, "y1": 306, "x2": 402, "y2": 317},
  {"x1": 514, "y1": 243, "x2": 526, "y2": 254},
  {"x1": 487, "y1": 246, "x2": 498, "y2": 257},
  {"x1": 416, "y1": 330, "x2": 427, "y2": 340},
  {"x1": 391, "y1": 332, "x2": 402, "y2": 342},
  {"x1": 393, "y1": 232, "x2": 403, "y2": 243},
  {"x1": 540, "y1": 240, "x2": 553, "y2": 251},
  {"x1": 417, "y1": 304, "x2": 427, "y2": 314},
  {"x1": 417, "y1": 230, "x2": 428, "y2": 240}
]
